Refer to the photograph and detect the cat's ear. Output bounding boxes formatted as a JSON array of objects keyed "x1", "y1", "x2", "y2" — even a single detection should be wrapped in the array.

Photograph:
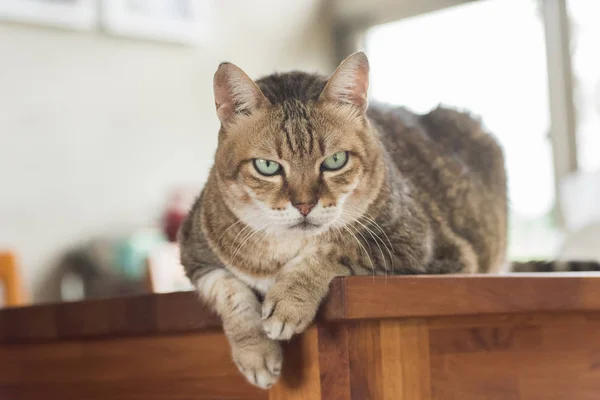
[
  {"x1": 213, "y1": 62, "x2": 269, "y2": 125},
  {"x1": 320, "y1": 52, "x2": 370, "y2": 113}
]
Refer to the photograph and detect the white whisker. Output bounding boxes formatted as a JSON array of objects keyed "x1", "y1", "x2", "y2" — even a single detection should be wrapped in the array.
[
  {"x1": 232, "y1": 218, "x2": 271, "y2": 262},
  {"x1": 217, "y1": 211, "x2": 261, "y2": 246},
  {"x1": 229, "y1": 215, "x2": 269, "y2": 259},
  {"x1": 342, "y1": 206, "x2": 395, "y2": 273},
  {"x1": 340, "y1": 224, "x2": 374, "y2": 277},
  {"x1": 342, "y1": 211, "x2": 389, "y2": 276}
]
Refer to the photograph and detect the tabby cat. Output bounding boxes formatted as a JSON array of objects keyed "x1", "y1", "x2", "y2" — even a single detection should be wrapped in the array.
[{"x1": 179, "y1": 52, "x2": 600, "y2": 389}]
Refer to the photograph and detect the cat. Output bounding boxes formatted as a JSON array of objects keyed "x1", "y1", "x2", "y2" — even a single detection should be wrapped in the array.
[{"x1": 178, "y1": 52, "x2": 600, "y2": 389}]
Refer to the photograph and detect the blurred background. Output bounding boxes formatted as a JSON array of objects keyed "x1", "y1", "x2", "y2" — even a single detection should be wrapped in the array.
[{"x1": 0, "y1": 0, "x2": 599, "y2": 306}]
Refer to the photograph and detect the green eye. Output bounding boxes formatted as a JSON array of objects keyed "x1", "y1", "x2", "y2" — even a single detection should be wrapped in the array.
[
  {"x1": 321, "y1": 151, "x2": 348, "y2": 171},
  {"x1": 253, "y1": 159, "x2": 282, "y2": 176}
]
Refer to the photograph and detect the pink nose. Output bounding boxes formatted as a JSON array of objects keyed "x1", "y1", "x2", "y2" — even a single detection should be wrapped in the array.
[{"x1": 294, "y1": 202, "x2": 316, "y2": 216}]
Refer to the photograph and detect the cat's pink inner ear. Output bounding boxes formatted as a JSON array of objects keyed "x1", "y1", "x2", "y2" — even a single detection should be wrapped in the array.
[
  {"x1": 320, "y1": 52, "x2": 370, "y2": 113},
  {"x1": 213, "y1": 62, "x2": 267, "y2": 124}
]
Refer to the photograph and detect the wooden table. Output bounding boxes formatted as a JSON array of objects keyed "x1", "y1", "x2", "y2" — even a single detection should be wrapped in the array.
[{"x1": 2, "y1": 275, "x2": 600, "y2": 399}]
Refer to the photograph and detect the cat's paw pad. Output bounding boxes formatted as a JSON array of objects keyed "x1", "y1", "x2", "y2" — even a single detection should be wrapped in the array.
[
  {"x1": 261, "y1": 289, "x2": 318, "y2": 341},
  {"x1": 231, "y1": 338, "x2": 282, "y2": 389}
]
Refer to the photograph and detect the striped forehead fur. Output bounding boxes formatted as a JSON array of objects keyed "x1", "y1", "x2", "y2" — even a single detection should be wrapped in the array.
[
  {"x1": 253, "y1": 72, "x2": 327, "y2": 156},
  {"x1": 256, "y1": 72, "x2": 327, "y2": 104}
]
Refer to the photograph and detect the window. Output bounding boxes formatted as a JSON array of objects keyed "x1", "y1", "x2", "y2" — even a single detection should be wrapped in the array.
[
  {"x1": 366, "y1": 0, "x2": 561, "y2": 260},
  {"x1": 567, "y1": 0, "x2": 600, "y2": 173}
]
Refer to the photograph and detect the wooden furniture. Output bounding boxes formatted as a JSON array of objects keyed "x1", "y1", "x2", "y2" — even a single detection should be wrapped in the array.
[
  {"x1": 0, "y1": 251, "x2": 25, "y2": 307},
  {"x1": 1, "y1": 275, "x2": 600, "y2": 399}
]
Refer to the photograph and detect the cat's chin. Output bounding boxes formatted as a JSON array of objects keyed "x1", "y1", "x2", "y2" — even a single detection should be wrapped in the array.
[
  {"x1": 283, "y1": 219, "x2": 331, "y2": 237},
  {"x1": 289, "y1": 219, "x2": 321, "y2": 231}
]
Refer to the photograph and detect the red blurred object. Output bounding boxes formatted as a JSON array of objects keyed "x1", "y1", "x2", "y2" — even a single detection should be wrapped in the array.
[
  {"x1": 162, "y1": 188, "x2": 197, "y2": 242},
  {"x1": 164, "y1": 209, "x2": 186, "y2": 242}
]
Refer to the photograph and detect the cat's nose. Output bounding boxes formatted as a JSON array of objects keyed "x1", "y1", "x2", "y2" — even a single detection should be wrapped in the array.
[{"x1": 293, "y1": 202, "x2": 316, "y2": 216}]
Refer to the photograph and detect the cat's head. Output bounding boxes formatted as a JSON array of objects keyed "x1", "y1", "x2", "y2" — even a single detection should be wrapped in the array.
[{"x1": 212, "y1": 52, "x2": 385, "y2": 237}]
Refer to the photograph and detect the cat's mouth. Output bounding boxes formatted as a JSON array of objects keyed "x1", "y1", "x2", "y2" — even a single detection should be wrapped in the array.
[{"x1": 289, "y1": 219, "x2": 322, "y2": 231}]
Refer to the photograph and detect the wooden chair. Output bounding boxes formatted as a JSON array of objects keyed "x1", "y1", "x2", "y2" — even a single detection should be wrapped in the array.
[{"x1": 0, "y1": 251, "x2": 25, "y2": 307}]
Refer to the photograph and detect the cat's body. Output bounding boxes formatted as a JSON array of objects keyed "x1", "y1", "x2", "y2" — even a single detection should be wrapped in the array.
[
  {"x1": 179, "y1": 53, "x2": 597, "y2": 389},
  {"x1": 365, "y1": 104, "x2": 508, "y2": 275}
]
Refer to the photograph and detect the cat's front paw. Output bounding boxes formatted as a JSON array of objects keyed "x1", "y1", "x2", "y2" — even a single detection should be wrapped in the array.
[
  {"x1": 231, "y1": 337, "x2": 282, "y2": 389},
  {"x1": 261, "y1": 284, "x2": 319, "y2": 341}
]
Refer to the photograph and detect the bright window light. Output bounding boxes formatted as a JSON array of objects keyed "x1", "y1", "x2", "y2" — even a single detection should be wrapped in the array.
[{"x1": 366, "y1": 0, "x2": 560, "y2": 259}]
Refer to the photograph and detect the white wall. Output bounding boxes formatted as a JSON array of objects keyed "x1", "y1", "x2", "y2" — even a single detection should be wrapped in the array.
[
  {"x1": 0, "y1": 0, "x2": 334, "y2": 302},
  {"x1": 332, "y1": 0, "x2": 474, "y2": 26}
]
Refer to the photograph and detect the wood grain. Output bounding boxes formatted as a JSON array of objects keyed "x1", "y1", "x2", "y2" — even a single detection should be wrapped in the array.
[
  {"x1": 317, "y1": 320, "x2": 432, "y2": 400},
  {"x1": 0, "y1": 304, "x2": 58, "y2": 342},
  {"x1": 334, "y1": 275, "x2": 600, "y2": 320},
  {"x1": 380, "y1": 319, "x2": 431, "y2": 399},
  {"x1": 318, "y1": 323, "x2": 351, "y2": 400},
  {"x1": 0, "y1": 291, "x2": 220, "y2": 343},
  {"x1": 3, "y1": 276, "x2": 600, "y2": 399},
  {"x1": 4, "y1": 275, "x2": 600, "y2": 343},
  {"x1": 270, "y1": 326, "x2": 321, "y2": 400},
  {"x1": 0, "y1": 332, "x2": 265, "y2": 400},
  {"x1": 347, "y1": 321, "x2": 384, "y2": 400},
  {"x1": 55, "y1": 295, "x2": 158, "y2": 338},
  {"x1": 429, "y1": 314, "x2": 600, "y2": 400}
]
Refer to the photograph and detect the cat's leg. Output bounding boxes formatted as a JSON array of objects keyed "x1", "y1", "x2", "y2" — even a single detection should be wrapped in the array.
[
  {"x1": 193, "y1": 266, "x2": 282, "y2": 389},
  {"x1": 261, "y1": 245, "x2": 349, "y2": 341}
]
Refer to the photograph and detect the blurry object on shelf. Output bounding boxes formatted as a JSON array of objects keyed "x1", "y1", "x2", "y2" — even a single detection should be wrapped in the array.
[
  {"x1": 0, "y1": 251, "x2": 26, "y2": 307},
  {"x1": 163, "y1": 186, "x2": 198, "y2": 242},
  {"x1": 146, "y1": 242, "x2": 193, "y2": 293},
  {"x1": 0, "y1": 0, "x2": 97, "y2": 31},
  {"x1": 115, "y1": 228, "x2": 165, "y2": 279},
  {"x1": 52, "y1": 184, "x2": 201, "y2": 300},
  {"x1": 100, "y1": 0, "x2": 213, "y2": 45},
  {"x1": 145, "y1": 186, "x2": 197, "y2": 293},
  {"x1": 57, "y1": 241, "x2": 111, "y2": 302},
  {"x1": 55, "y1": 238, "x2": 155, "y2": 302}
]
